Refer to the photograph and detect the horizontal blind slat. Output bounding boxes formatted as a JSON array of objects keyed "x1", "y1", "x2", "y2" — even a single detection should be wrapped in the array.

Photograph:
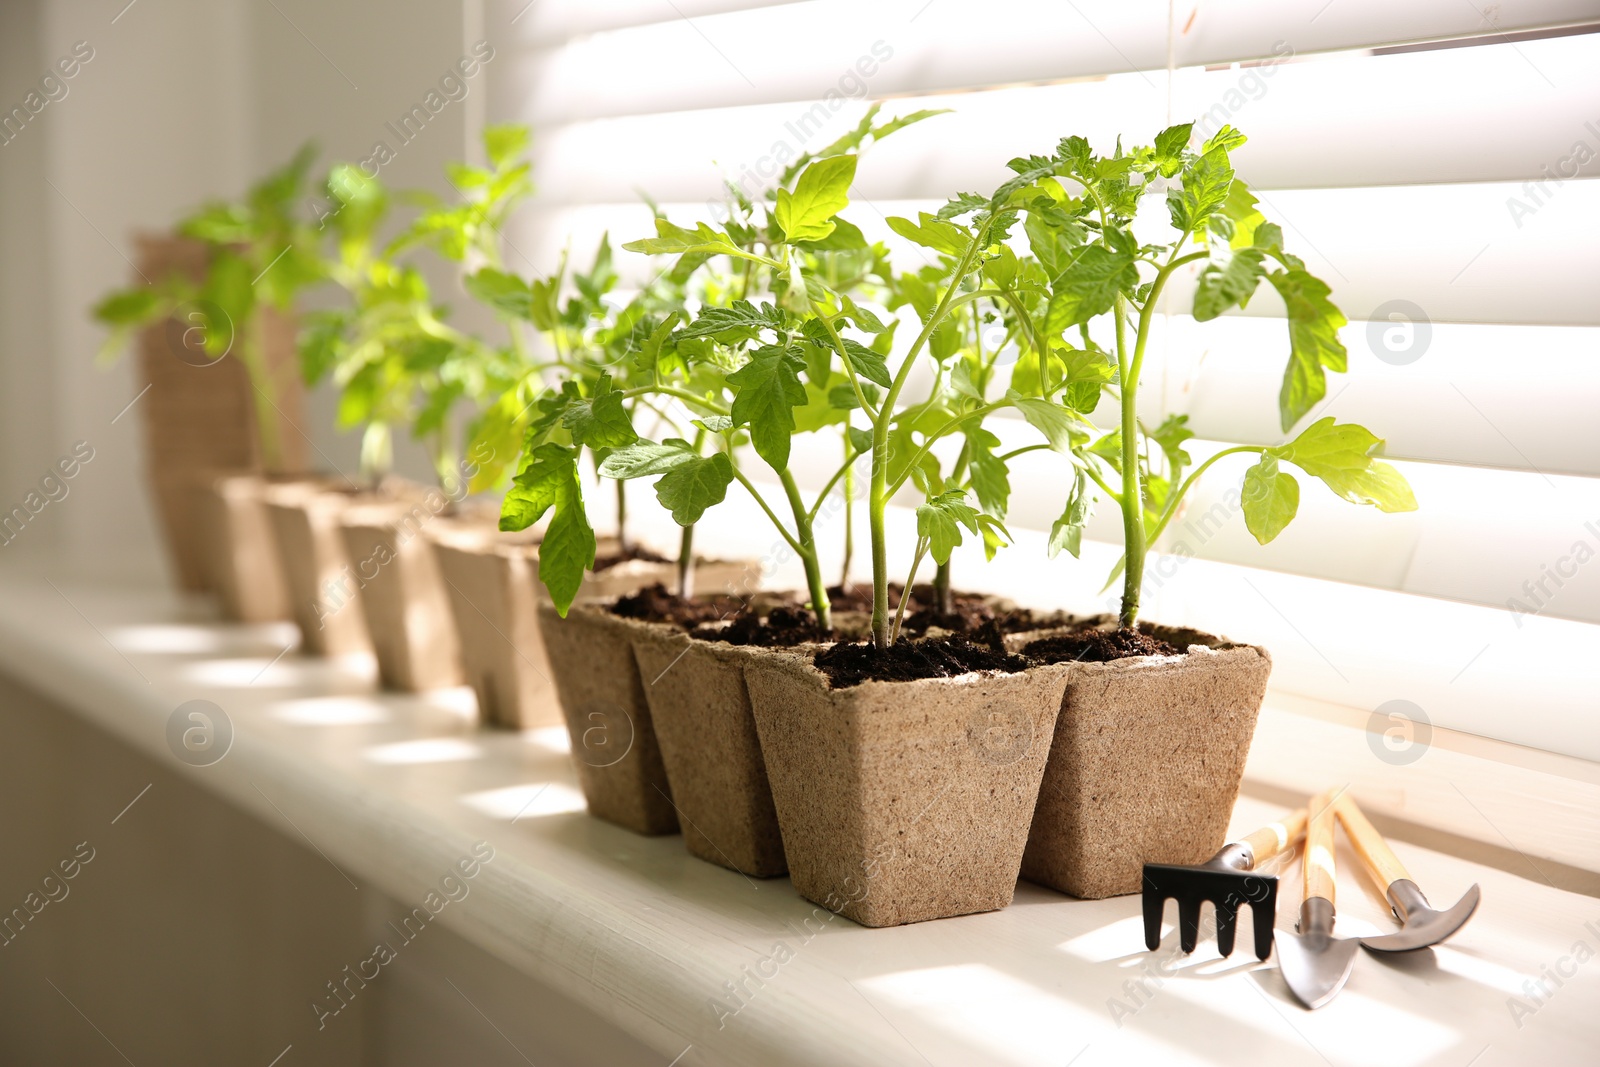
[
  {"x1": 528, "y1": 36, "x2": 1600, "y2": 203},
  {"x1": 519, "y1": 0, "x2": 1599, "y2": 122}
]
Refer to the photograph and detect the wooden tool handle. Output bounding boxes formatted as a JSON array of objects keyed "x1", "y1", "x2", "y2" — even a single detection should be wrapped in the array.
[
  {"x1": 1239, "y1": 808, "x2": 1309, "y2": 865},
  {"x1": 1335, "y1": 793, "x2": 1412, "y2": 891},
  {"x1": 1304, "y1": 790, "x2": 1341, "y2": 903}
]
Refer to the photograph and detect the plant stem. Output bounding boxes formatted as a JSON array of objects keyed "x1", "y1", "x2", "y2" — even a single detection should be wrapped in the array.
[
  {"x1": 677, "y1": 427, "x2": 708, "y2": 599},
  {"x1": 892, "y1": 538, "x2": 929, "y2": 643},
  {"x1": 1115, "y1": 293, "x2": 1143, "y2": 629},
  {"x1": 1143, "y1": 444, "x2": 1262, "y2": 547},
  {"x1": 677, "y1": 521, "x2": 696, "y2": 600},
  {"x1": 778, "y1": 468, "x2": 831, "y2": 632},
  {"x1": 841, "y1": 430, "x2": 854, "y2": 588},
  {"x1": 870, "y1": 229, "x2": 988, "y2": 649},
  {"x1": 359, "y1": 422, "x2": 393, "y2": 488},
  {"x1": 932, "y1": 559, "x2": 952, "y2": 616},
  {"x1": 240, "y1": 317, "x2": 285, "y2": 472},
  {"x1": 623, "y1": 385, "x2": 729, "y2": 415},
  {"x1": 1115, "y1": 246, "x2": 1205, "y2": 627},
  {"x1": 615, "y1": 477, "x2": 630, "y2": 554}
]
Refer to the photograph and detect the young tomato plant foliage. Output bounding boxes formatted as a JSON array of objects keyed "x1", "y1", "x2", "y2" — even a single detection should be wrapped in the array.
[
  {"x1": 1013, "y1": 124, "x2": 1417, "y2": 627},
  {"x1": 93, "y1": 144, "x2": 327, "y2": 470}
]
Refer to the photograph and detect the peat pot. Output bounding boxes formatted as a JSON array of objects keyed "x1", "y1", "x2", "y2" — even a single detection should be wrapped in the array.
[
  {"x1": 261, "y1": 481, "x2": 371, "y2": 657},
  {"x1": 742, "y1": 652, "x2": 1066, "y2": 927},
  {"x1": 535, "y1": 559, "x2": 762, "y2": 831},
  {"x1": 1018, "y1": 623, "x2": 1271, "y2": 900},
  {"x1": 338, "y1": 498, "x2": 462, "y2": 692},
  {"x1": 198, "y1": 472, "x2": 293, "y2": 623},
  {"x1": 536, "y1": 603, "x2": 679, "y2": 835},
  {"x1": 428, "y1": 523, "x2": 553, "y2": 730},
  {"x1": 628, "y1": 627, "x2": 789, "y2": 877}
]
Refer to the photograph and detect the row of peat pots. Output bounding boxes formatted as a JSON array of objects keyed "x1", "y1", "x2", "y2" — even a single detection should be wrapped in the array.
[
  {"x1": 176, "y1": 469, "x2": 711, "y2": 725},
  {"x1": 542, "y1": 589, "x2": 1272, "y2": 928},
  {"x1": 176, "y1": 468, "x2": 1272, "y2": 927}
]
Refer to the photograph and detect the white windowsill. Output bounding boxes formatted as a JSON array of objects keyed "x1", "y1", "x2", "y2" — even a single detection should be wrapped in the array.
[{"x1": 0, "y1": 572, "x2": 1595, "y2": 1067}]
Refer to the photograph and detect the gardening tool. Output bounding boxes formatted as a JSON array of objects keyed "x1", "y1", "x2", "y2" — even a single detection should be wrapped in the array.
[
  {"x1": 1142, "y1": 807, "x2": 1308, "y2": 960},
  {"x1": 1275, "y1": 789, "x2": 1361, "y2": 1009},
  {"x1": 1335, "y1": 794, "x2": 1481, "y2": 952}
]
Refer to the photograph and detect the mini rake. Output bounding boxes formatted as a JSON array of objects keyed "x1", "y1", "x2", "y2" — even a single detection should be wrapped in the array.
[{"x1": 1142, "y1": 807, "x2": 1308, "y2": 960}]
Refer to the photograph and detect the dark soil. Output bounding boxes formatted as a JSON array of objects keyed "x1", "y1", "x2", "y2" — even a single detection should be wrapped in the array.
[
  {"x1": 608, "y1": 583, "x2": 748, "y2": 628},
  {"x1": 1024, "y1": 627, "x2": 1180, "y2": 664},
  {"x1": 813, "y1": 634, "x2": 1030, "y2": 688},
  {"x1": 697, "y1": 605, "x2": 830, "y2": 648},
  {"x1": 592, "y1": 544, "x2": 671, "y2": 573},
  {"x1": 825, "y1": 583, "x2": 903, "y2": 613}
]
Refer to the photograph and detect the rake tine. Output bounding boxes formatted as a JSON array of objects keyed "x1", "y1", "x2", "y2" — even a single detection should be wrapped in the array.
[
  {"x1": 1215, "y1": 903, "x2": 1239, "y2": 958},
  {"x1": 1143, "y1": 889, "x2": 1166, "y2": 952},
  {"x1": 1253, "y1": 898, "x2": 1277, "y2": 961},
  {"x1": 1177, "y1": 897, "x2": 1203, "y2": 954}
]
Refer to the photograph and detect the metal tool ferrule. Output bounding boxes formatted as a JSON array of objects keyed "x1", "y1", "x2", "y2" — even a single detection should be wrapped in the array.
[
  {"x1": 1297, "y1": 896, "x2": 1336, "y2": 937},
  {"x1": 1385, "y1": 879, "x2": 1429, "y2": 922},
  {"x1": 1209, "y1": 841, "x2": 1255, "y2": 871}
]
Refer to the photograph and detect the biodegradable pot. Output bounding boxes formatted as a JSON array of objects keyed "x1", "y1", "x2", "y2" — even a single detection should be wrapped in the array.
[
  {"x1": 629, "y1": 627, "x2": 787, "y2": 877},
  {"x1": 134, "y1": 235, "x2": 306, "y2": 591},
  {"x1": 429, "y1": 524, "x2": 557, "y2": 730},
  {"x1": 1019, "y1": 625, "x2": 1272, "y2": 900},
  {"x1": 742, "y1": 654, "x2": 1065, "y2": 927},
  {"x1": 262, "y1": 482, "x2": 371, "y2": 657},
  {"x1": 198, "y1": 473, "x2": 291, "y2": 623},
  {"x1": 536, "y1": 602, "x2": 679, "y2": 835},
  {"x1": 339, "y1": 499, "x2": 462, "y2": 692}
]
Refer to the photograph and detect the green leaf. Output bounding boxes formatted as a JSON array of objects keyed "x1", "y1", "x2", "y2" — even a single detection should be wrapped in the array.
[
  {"x1": 937, "y1": 192, "x2": 990, "y2": 220},
  {"x1": 1010, "y1": 391, "x2": 1087, "y2": 452},
  {"x1": 776, "y1": 155, "x2": 857, "y2": 243},
  {"x1": 499, "y1": 443, "x2": 595, "y2": 615},
  {"x1": 800, "y1": 216, "x2": 868, "y2": 251},
  {"x1": 93, "y1": 288, "x2": 162, "y2": 326},
  {"x1": 886, "y1": 212, "x2": 969, "y2": 257},
  {"x1": 561, "y1": 376, "x2": 638, "y2": 450},
  {"x1": 1146, "y1": 413, "x2": 1194, "y2": 487},
  {"x1": 1267, "y1": 269, "x2": 1349, "y2": 432},
  {"x1": 1024, "y1": 200, "x2": 1087, "y2": 284},
  {"x1": 840, "y1": 296, "x2": 886, "y2": 333},
  {"x1": 847, "y1": 426, "x2": 874, "y2": 455},
  {"x1": 694, "y1": 415, "x2": 735, "y2": 434},
  {"x1": 966, "y1": 428, "x2": 1011, "y2": 518},
  {"x1": 826, "y1": 332, "x2": 891, "y2": 389},
  {"x1": 654, "y1": 452, "x2": 734, "y2": 525},
  {"x1": 1059, "y1": 346, "x2": 1117, "y2": 412},
  {"x1": 1048, "y1": 468, "x2": 1092, "y2": 559},
  {"x1": 1241, "y1": 455, "x2": 1300, "y2": 544},
  {"x1": 1216, "y1": 180, "x2": 1265, "y2": 250},
  {"x1": 484, "y1": 124, "x2": 531, "y2": 169},
  {"x1": 1152, "y1": 123, "x2": 1193, "y2": 177},
  {"x1": 1268, "y1": 417, "x2": 1418, "y2": 513},
  {"x1": 464, "y1": 268, "x2": 533, "y2": 320},
  {"x1": 1203, "y1": 125, "x2": 1248, "y2": 155},
  {"x1": 597, "y1": 439, "x2": 698, "y2": 480},
  {"x1": 199, "y1": 251, "x2": 254, "y2": 356},
  {"x1": 916, "y1": 490, "x2": 983, "y2": 566},
  {"x1": 1168, "y1": 146, "x2": 1235, "y2": 233},
  {"x1": 676, "y1": 300, "x2": 787, "y2": 343},
  {"x1": 624, "y1": 219, "x2": 769, "y2": 265},
  {"x1": 1193, "y1": 247, "x2": 1266, "y2": 321},
  {"x1": 1046, "y1": 242, "x2": 1138, "y2": 330},
  {"x1": 727, "y1": 345, "x2": 807, "y2": 468}
]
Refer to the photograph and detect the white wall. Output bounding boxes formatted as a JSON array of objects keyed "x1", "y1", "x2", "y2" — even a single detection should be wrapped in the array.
[{"x1": 0, "y1": 0, "x2": 490, "y2": 585}]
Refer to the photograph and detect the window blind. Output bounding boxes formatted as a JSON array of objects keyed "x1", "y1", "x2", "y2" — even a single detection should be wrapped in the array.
[{"x1": 491, "y1": 0, "x2": 1600, "y2": 761}]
